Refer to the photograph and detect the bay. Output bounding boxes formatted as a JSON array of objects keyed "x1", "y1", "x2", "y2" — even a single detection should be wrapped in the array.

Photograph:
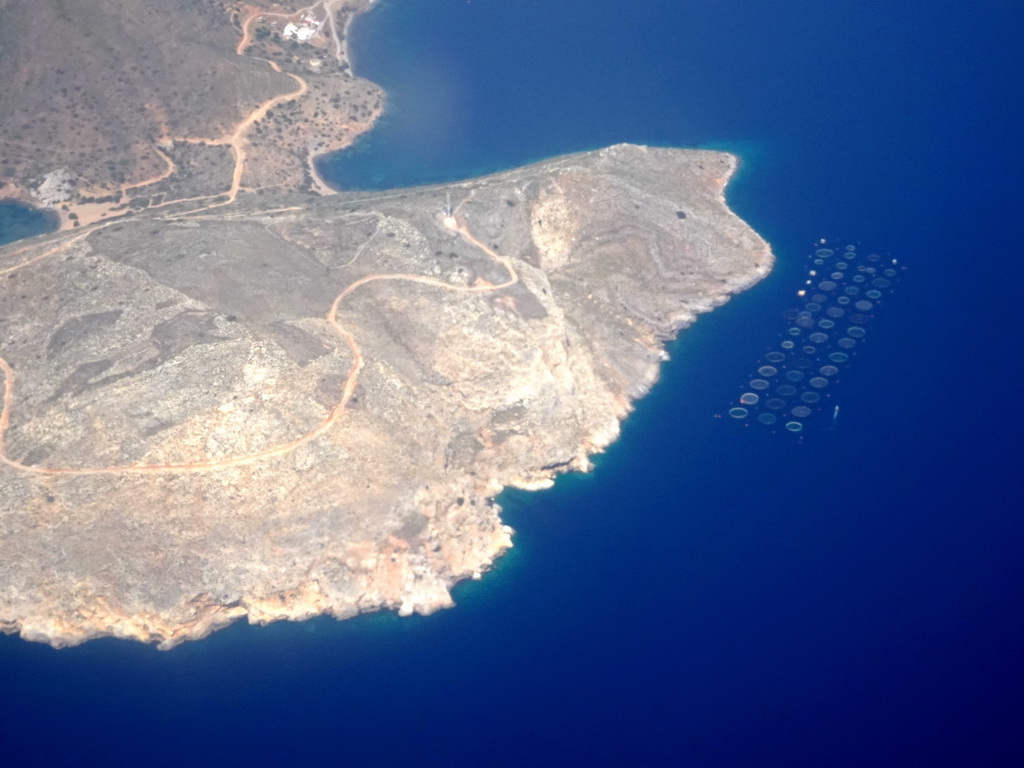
[{"x1": 0, "y1": 202, "x2": 58, "y2": 248}]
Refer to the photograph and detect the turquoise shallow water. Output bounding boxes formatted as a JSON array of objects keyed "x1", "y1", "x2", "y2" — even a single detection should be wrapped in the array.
[
  {"x1": 3, "y1": 1, "x2": 1024, "y2": 765},
  {"x1": 0, "y1": 202, "x2": 57, "y2": 248}
]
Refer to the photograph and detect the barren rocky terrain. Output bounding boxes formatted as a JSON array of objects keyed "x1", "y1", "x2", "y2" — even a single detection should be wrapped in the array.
[{"x1": 0, "y1": 144, "x2": 771, "y2": 647}]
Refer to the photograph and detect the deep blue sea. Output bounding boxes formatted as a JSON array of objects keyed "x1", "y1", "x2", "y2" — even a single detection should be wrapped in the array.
[{"x1": 3, "y1": 1, "x2": 1024, "y2": 765}]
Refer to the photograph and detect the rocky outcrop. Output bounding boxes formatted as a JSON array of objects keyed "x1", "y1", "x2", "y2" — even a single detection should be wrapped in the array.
[{"x1": 0, "y1": 144, "x2": 772, "y2": 648}]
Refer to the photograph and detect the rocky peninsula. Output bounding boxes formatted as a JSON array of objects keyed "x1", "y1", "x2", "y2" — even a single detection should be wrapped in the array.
[{"x1": 0, "y1": 144, "x2": 772, "y2": 647}]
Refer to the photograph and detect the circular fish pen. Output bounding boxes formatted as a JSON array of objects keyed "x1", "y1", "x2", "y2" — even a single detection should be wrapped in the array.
[{"x1": 727, "y1": 241, "x2": 903, "y2": 433}]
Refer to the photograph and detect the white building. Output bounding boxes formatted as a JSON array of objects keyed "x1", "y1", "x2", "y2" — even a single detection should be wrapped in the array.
[{"x1": 282, "y1": 22, "x2": 317, "y2": 41}]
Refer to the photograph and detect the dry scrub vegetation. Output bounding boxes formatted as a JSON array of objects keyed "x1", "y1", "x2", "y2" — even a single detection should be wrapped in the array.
[{"x1": 0, "y1": 0, "x2": 382, "y2": 226}]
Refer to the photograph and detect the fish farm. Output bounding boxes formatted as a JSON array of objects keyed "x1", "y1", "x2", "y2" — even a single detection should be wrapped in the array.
[{"x1": 727, "y1": 243, "x2": 902, "y2": 433}]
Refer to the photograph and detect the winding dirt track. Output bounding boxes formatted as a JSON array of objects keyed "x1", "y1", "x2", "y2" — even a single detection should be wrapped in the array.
[
  {"x1": 0, "y1": 205, "x2": 518, "y2": 476},
  {"x1": 122, "y1": 146, "x2": 178, "y2": 193},
  {"x1": 0, "y1": 2, "x2": 491, "y2": 478},
  {"x1": 0, "y1": 233, "x2": 91, "y2": 279},
  {"x1": 165, "y1": 58, "x2": 309, "y2": 218},
  {"x1": 65, "y1": 3, "x2": 335, "y2": 227}
]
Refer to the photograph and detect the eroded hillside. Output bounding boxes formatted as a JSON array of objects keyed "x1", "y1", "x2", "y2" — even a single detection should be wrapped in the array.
[{"x1": 0, "y1": 145, "x2": 772, "y2": 648}]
